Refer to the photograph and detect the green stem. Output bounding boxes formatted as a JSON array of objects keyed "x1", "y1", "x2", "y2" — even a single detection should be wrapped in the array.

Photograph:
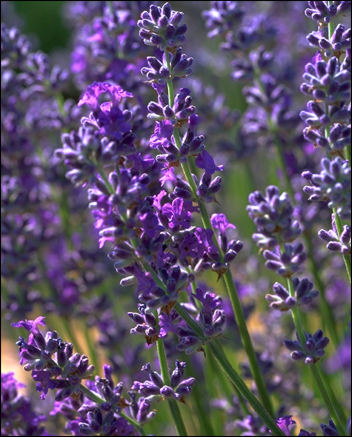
[
  {"x1": 327, "y1": 2, "x2": 334, "y2": 40},
  {"x1": 333, "y1": 210, "x2": 351, "y2": 284},
  {"x1": 174, "y1": 304, "x2": 284, "y2": 433},
  {"x1": 286, "y1": 278, "x2": 346, "y2": 433},
  {"x1": 79, "y1": 384, "x2": 147, "y2": 436},
  {"x1": 189, "y1": 276, "x2": 249, "y2": 421},
  {"x1": 156, "y1": 338, "x2": 188, "y2": 436},
  {"x1": 188, "y1": 358, "x2": 215, "y2": 436},
  {"x1": 310, "y1": 367, "x2": 346, "y2": 435},
  {"x1": 107, "y1": 0, "x2": 114, "y2": 16},
  {"x1": 97, "y1": 167, "x2": 115, "y2": 194},
  {"x1": 304, "y1": 230, "x2": 340, "y2": 346},
  {"x1": 319, "y1": 363, "x2": 348, "y2": 426},
  {"x1": 253, "y1": 67, "x2": 340, "y2": 346},
  {"x1": 273, "y1": 136, "x2": 295, "y2": 200},
  {"x1": 164, "y1": 52, "x2": 274, "y2": 417},
  {"x1": 208, "y1": 341, "x2": 285, "y2": 436},
  {"x1": 271, "y1": 109, "x2": 340, "y2": 346},
  {"x1": 223, "y1": 269, "x2": 274, "y2": 415}
]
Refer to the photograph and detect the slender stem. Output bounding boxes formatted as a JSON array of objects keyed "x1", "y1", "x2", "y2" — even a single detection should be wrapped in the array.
[
  {"x1": 310, "y1": 368, "x2": 346, "y2": 435},
  {"x1": 303, "y1": 230, "x2": 340, "y2": 346},
  {"x1": 187, "y1": 358, "x2": 215, "y2": 436},
  {"x1": 272, "y1": 135, "x2": 295, "y2": 200},
  {"x1": 286, "y1": 278, "x2": 346, "y2": 433},
  {"x1": 173, "y1": 304, "x2": 285, "y2": 433},
  {"x1": 79, "y1": 384, "x2": 147, "y2": 436},
  {"x1": 223, "y1": 269, "x2": 274, "y2": 414},
  {"x1": 189, "y1": 276, "x2": 250, "y2": 420},
  {"x1": 164, "y1": 52, "x2": 274, "y2": 417},
  {"x1": 286, "y1": 279, "x2": 305, "y2": 344},
  {"x1": 156, "y1": 338, "x2": 188, "y2": 436},
  {"x1": 96, "y1": 166, "x2": 268, "y2": 423},
  {"x1": 327, "y1": 2, "x2": 334, "y2": 40},
  {"x1": 97, "y1": 167, "x2": 115, "y2": 194},
  {"x1": 333, "y1": 210, "x2": 352, "y2": 284},
  {"x1": 107, "y1": 0, "x2": 114, "y2": 16},
  {"x1": 319, "y1": 362, "x2": 348, "y2": 426},
  {"x1": 270, "y1": 106, "x2": 339, "y2": 346},
  {"x1": 208, "y1": 341, "x2": 285, "y2": 436}
]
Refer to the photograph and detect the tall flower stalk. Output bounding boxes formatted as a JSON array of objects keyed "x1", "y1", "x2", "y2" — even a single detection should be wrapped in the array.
[
  {"x1": 300, "y1": 0, "x2": 351, "y2": 286},
  {"x1": 247, "y1": 184, "x2": 347, "y2": 434},
  {"x1": 139, "y1": 2, "x2": 274, "y2": 416}
]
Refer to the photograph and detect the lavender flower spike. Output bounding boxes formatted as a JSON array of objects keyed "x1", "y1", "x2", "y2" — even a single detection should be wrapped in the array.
[{"x1": 284, "y1": 329, "x2": 329, "y2": 365}]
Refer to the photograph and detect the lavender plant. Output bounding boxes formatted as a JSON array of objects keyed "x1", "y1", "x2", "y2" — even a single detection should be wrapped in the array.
[{"x1": 1, "y1": 1, "x2": 351, "y2": 436}]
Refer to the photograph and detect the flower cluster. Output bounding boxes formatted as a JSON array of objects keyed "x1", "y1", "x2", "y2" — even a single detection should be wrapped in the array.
[
  {"x1": 247, "y1": 185, "x2": 301, "y2": 249},
  {"x1": 319, "y1": 214, "x2": 351, "y2": 254},
  {"x1": 1, "y1": 372, "x2": 47, "y2": 436},
  {"x1": 12, "y1": 317, "x2": 95, "y2": 400},
  {"x1": 266, "y1": 278, "x2": 319, "y2": 311},
  {"x1": 284, "y1": 330, "x2": 330, "y2": 365},
  {"x1": 300, "y1": 2, "x2": 351, "y2": 152},
  {"x1": 203, "y1": 1, "x2": 302, "y2": 167},
  {"x1": 67, "y1": 1, "x2": 152, "y2": 91},
  {"x1": 302, "y1": 156, "x2": 351, "y2": 220},
  {"x1": 131, "y1": 361, "x2": 195, "y2": 401}
]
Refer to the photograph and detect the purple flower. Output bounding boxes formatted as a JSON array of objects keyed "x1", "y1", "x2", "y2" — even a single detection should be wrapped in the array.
[
  {"x1": 285, "y1": 329, "x2": 329, "y2": 364},
  {"x1": 161, "y1": 197, "x2": 193, "y2": 231},
  {"x1": 132, "y1": 361, "x2": 195, "y2": 401},
  {"x1": 276, "y1": 416, "x2": 296, "y2": 435},
  {"x1": 78, "y1": 81, "x2": 133, "y2": 109},
  {"x1": 13, "y1": 318, "x2": 95, "y2": 399},
  {"x1": 195, "y1": 150, "x2": 224, "y2": 175},
  {"x1": 12, "y1": 316, "x2": 46, "y2": 332},
  {"x1": 211, "y1": 213, "x2": 236, "y2": 234},
  {"x1": 138, "y1": 3, "x2": 187, "y2": 50},
  {"x1": 266, "y1": 277, "x2": 319, "y2": 311},
  {"x1": 302, "y1": 157, "x2": 351, "y2": 220},
  {"x1": 1, "y1": 372, "x2": 47, "y2": 436}
]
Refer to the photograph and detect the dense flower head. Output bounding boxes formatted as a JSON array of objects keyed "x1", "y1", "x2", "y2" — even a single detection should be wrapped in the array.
[
  {"x1": 138, "y1": 3, "x2": 187, "y2": 50},
  {"x1": 284, "y1": 329, "x2": 329, "y2": 364},
  {"x1": 263, "y1": 243, "x2": 306, "y2": 277},
  {"x1": 247, "y1": 186, "x2": 301, "y2": 249},
  {"x1": 319, "y1": 214, "x2": 351, "y2": 254},
  {"x1": 266, "y1": 277, "x2": 319, "y2": 311},
  {"x1": 202, "y1": 1, "x2": 244, "y2": 38},
  {"x1": 1, "y1": 372, "x2": 47, "y2": 436},
  {"x1": 12, "y1": 317, "x2": 95, "y2": 400},
  {"x1": 131, "y1": 361, "x2": 195, "y2": 401},
  {"x1": 300, "y1": 56, "x2": 350, "y2": 105},
  {"x1": 302, "y1": 157, "x2": 351, "y2": 219},
  {"x1": 67, "y1": 1, "x2": 152, "y2": 90},
  {"x1": 141, "y1": 49, "x2": 193, "y2": 83},
  {"x1": 78, "y1": 81, "x2": 133, "y2": 140}
]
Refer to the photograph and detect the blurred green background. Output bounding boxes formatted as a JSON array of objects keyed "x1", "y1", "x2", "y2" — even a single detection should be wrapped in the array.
[{"x1": 9, "y1": 1, "x2": 69, "y2": 52}]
